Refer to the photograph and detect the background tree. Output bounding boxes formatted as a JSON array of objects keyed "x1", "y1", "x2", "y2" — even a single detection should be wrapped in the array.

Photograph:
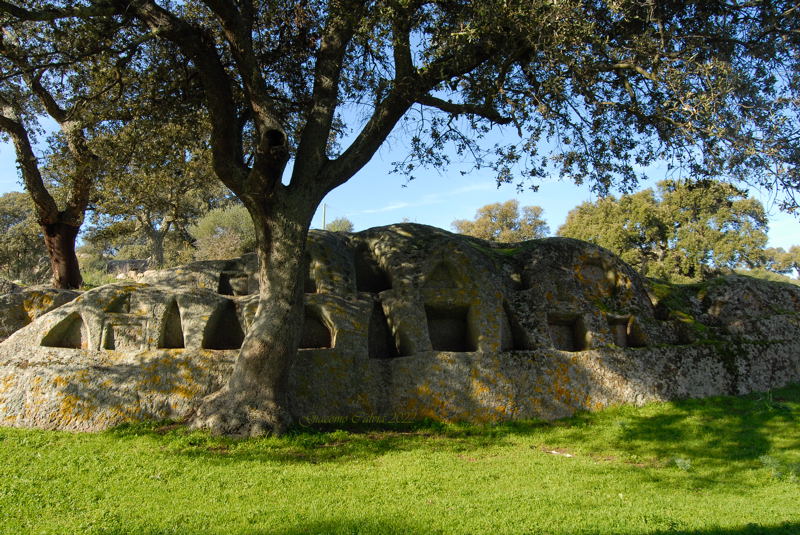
[
  {"x1": 452, "y1": 200, "x2": 549, "y2": 242},
  {"x1": 0, "y1": 10, "x2": 205, "y2": 287},
  {"x1": 763, "y1": 246, "x2": 800, "y2": 279},
  {"x1": 0, "y1": 20, "x2": 105, "y2": 288},
  {"x1": 0, "y1": 191, "x2": 48, "y2": 283},
  {"x1": 558, "y1": 180, "x2": 769, "y2": 282},
  {"x1": 6, "y1": 0, "x2": 798, "y2": 435},
  {"x1": 83, "y1": 112, "x2": 225, "y2": 268},
  {"x1": 324, "y1": 217, "x2": 354, "y2": 233},
  {"x1": 189, "y1": 204, "x2": 256, "y2": 261}
]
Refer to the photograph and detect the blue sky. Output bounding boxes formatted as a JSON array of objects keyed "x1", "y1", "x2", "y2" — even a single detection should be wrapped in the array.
[
  {"x1": 308, "y1": 138, "x2": 799, "y2": 249},
  {"x1": 2, "y1": 131, "x2": 798, "y2": 250}
]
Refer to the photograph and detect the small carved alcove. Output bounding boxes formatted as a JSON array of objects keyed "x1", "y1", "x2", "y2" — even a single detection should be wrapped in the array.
[
  {"x1": 354, "y1": 244, "x2": 391, "y2": 293},
  {"x1": 607, "y1": 315, "x2": 647, "y2": 348},
  {"x1": 368, "y1": 301, "x2": 399, "y2": 359},
  {"x1": 41, "y1": 313, "x2": 89, "y2": 349},
  {"x1": 425, "y1": 304, "x2": 477, "y2": 352},
  {"x1": 299, "y1": 306, "x2": 333, "y2": 349},
  {"x1": 501, "y1": 301, "x2": 532, "y2": 351},
  {"x1": 158, "y1": 300, "x2": 185, "y2": 349},
  {"x1": 202, "y1": 300, "x2": 245, "y2": 350},
  {"x1": 547, "y1": 313, "x2": 587, "y2": 352}
]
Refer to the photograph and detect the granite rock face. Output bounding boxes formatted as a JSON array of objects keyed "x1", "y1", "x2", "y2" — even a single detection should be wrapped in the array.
[
  {"x1": 0, "y1": 286, "x2": 81, "y2": 342},
  {"x1": 0, "y1": 223, "x2": 798, "y2": 431}
]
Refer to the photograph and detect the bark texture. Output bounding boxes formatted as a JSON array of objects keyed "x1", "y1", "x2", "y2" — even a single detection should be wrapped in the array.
[
  {"x1": 42, "y1": 220, "x2": 82, "y2": 290},
  {"x1": 192, "y1": 200, "x2": 310, "y2": 436}
]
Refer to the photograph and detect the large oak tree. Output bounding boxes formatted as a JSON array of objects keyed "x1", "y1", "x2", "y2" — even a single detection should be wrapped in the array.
[
  {"x1": 3, "y1": 0, "x2": 798, "y2": 434},
  {"x1": 0, "y1": 8, "x2": 206, "y2": 287},
  {"x1": 558, "y1": 179, "x2": 770, "y2": 281}
]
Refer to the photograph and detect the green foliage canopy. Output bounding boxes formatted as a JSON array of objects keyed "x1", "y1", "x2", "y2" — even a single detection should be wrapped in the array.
[
  {"x1": 0, "y1": 191, "x2": 48, "y2": 283},
  {"x1": 188, "y1": 204, "x2": 256, "y2": 261},
  {"x1": 324, "y1": 217, "x2": 354, "y2": 233},
  {"x1": 763, "y1": 245, "x2": 800, "y2": 278},
  {"x1": 452, "y1": 200, "x2": 549, "y2": 242},
  {"x1": 558, "y1": 180, "x2": 770, "y2": 281},
  {"x1": 84, "y1": 112, "x2": 226, "y2": 268}
]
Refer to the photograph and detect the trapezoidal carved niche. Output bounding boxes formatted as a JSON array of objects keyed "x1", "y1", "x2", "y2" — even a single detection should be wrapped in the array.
[
  {"x1": 299, "y1": 306, "x2": 333, "y2": 349},
  {"x1": 305, "y1": 268, "x2": 318, "y2": 294},
  {"x1": 202, "y1": 300, "x2": 245, "y2": 350},
  {"x1": 218, "y1": 271, "x2": 251, "y2": 296},
  {"x1": 368, "y1": 301, "x2": 399, "y2": 358},
  {"x1": 547, "y1": 313, "x2": 587, "y2": 352},
  {"x1": 354, "y1": 245, "x2": 391, "y2": 293},
  {"x1": 501, "y1": 301, "x2": 532, "y2": 351},
  {"x1": 41, "y1": 312, "x2": 89, "y2": 349},
  {"x1": 158, "y1": 300, "x2": 185, "y2": 349},
  {"x1": 607, "y1": 316, "x2": 646, "y2": 348},
  {"x1": 425, "y1": 304, "x2": 477, "y2": 352},
  {"x1": 424, "y1": 262, "x2": 465, "y2": 289}
]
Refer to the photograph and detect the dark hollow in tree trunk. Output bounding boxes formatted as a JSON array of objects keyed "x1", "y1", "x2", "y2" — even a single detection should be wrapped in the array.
[{"x1": 42, "y1": 221, "x2": 82, "y2": 290}]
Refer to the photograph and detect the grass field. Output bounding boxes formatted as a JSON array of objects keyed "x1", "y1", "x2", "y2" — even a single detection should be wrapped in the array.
[{"x1": 1, "y1": 385, "x2": 799, "y2": 535}]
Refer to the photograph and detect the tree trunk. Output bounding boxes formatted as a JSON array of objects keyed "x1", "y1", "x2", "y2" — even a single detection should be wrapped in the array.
[
  {"x1": 42, "y1": 220, "x2": 82, "y2": 289},
  {"x1": 148, "y1": 229, "x2": 166, "y2": 269},
  {"x1": 191, "y1": 198, "x2": 310, "y2": 436}
]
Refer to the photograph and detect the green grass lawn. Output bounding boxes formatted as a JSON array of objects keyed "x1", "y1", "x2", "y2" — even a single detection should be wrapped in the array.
[{"x1": 2, "y1": 385, "x2": 799, "y2": 535}]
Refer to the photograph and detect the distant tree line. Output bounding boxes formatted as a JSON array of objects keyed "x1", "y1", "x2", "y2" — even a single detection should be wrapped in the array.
[{"x1": 451, "y1": 180, "x2": 799, "y2": 283}]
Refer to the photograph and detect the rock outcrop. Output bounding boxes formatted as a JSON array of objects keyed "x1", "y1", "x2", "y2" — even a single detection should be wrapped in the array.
[
  {"x1": 0, "y1": 223, "x2": 798, "y2": 431},
  {"x1": 0, "y1": 286, "x2": 81, "y2": 342}
]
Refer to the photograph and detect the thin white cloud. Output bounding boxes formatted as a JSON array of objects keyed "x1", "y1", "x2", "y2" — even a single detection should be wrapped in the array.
[
  {"x1": 357, "y1": 182, "x2": 493, "y2": 214},
  {"x1": 359, "y1": 201, "x2": 412, "y2": 214}
]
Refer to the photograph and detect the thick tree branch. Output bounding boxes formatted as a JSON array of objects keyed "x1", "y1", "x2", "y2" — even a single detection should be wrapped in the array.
[
  {"x1": 116, "y1": 0, "x2": 247, "y2": 194},
  {"x1": 324, "y1": 42, "x2": 492, "y2": 189},
  {"x1": 391, "y1": 2, "x2": 417, "y2": 79},
  {"x1": 0, "y1": 38, "x2": 97, "y2": 223},
  {"x1": 202, "y1": 0, "x2": 280, "y2": 135},
  {"x1": 0, "y1": 99, "x2": 58, "y2": 223},
  {"x1": 202, "y1": 0, "x2": 291, "y2": 192},
  {"x1": 417, "y1": 95, "x2": 513, "y2": 125},
  {"x1": 292, "y1": 1, "x2": 364, "y2": 183}
]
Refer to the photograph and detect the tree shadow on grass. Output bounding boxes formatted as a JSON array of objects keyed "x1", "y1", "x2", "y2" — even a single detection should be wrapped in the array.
[
  {"x1": 104, "y1": 384, "x2": 800, "y2": 473},
  {"x1": 106, "y1": 417, "x2": 551, "y2": 465},
  {"x1": 89, "y1": 520, "x2": 800, "y2": 535},
  {"x1": 603, "y1": 385, "x2": 794, "y2": 463}
]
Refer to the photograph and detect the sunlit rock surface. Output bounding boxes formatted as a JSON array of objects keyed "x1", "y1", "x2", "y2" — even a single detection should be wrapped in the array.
[
  {"x1": 1, "y1": 223, "x2": 798, "y2": 431},
  {"x1": 0, "y1": 286, "x2": 80, "y2": 342}
]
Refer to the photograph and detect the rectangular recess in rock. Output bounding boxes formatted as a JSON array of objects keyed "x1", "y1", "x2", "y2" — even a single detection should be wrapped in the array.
[
  {"x1": 547, "y1": 313, "x2": 586, "y2": 352},
  {"x1": 354, "y1": 245, "x2": 391, "y2": 293},
  {"x1": 218, "y1": 272, "x2": 251, "y2": 296},
  {"x1": 368, "y1": 301, "x2": 399, "y2": 358},
  {"x1": 607, "y1": 315, "x2": 647, "y2": 348},
  {"x1": 305, "y1": 269, "x2": 317, "y2": 294},
  {"x1": 501, "y1": 301, "x2": 532, "y2": 351},
  {"x1": 102, "y1": 315, "x2": 146, "y2": 350},
  {"x1": 299, "y1": 306, "x2": 332, "y2": 349},
  {"x1": 608, "y1": 316, "x2": 630, "y2": 348},
  {"x1": 425, "y1": 304, "x2": 477, "y2": 352}
]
